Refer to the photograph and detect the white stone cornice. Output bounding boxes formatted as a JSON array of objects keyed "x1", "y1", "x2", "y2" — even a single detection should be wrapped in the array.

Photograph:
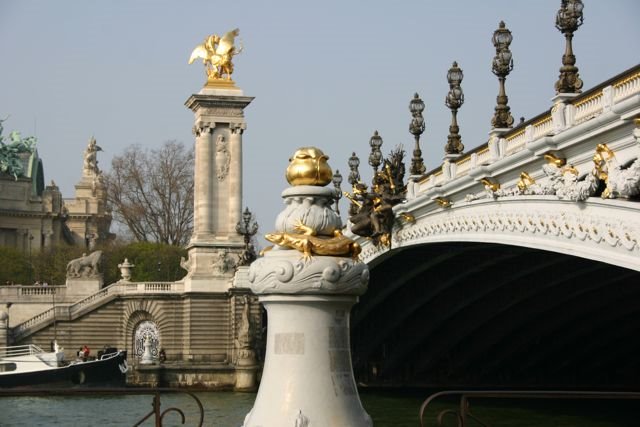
[
  {"x1": 366, "y1": 197, "x2": 640, "y2": 271},
  {"x1": 248, "y1": 250, "x2": 369, "y2": 296}
]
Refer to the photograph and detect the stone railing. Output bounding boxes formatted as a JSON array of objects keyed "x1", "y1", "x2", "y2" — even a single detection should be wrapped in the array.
[
  {"x1": 613, "y1": 71, "x2": 640, "y2": 102},
  {"x1": 573, "y1": 91, "x2": 604, "y2": 125},
  {"x1": 418, "y1": 65, "x2": 640, "y2": 188},
  {"x1": 67, "y1": 282, "x2": 121, "y2": 317},
  {"x1": 122, "y1": 281, "x2": 183, "y2": 293},
  {"x1": 11, "y1": 280, "x2": 185, "y2": 340},
  {"x1": 504, "y1": 128, "x2": 527, "y2": 156},
  {"x1": 531, "y1": 115, "x2": 554, "y2": 140},
  {"x1": 19, "y1": 286, "x2": 59, "y2": 296},
  {"x1": 12, "y1": 307, "x2": 56, "y2": 336},
  {"x1": 0, "y1": 285, "x2": 65, "y2": 300},
  {"x1": 474, "y1": 147, "x2": 492, "y2": 166}
]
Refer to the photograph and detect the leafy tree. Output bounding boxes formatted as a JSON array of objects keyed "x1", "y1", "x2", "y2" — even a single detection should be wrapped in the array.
[
  {"x1": 103, "y1": 141, "x2": 194, "y2": 246},
  {"x1": 0, "y1": 246, "x2": 32, "y2": 285},
  {"x1": 3, "y1": 241, "x2": 188, "y2": 287},
  {"x1": 32, "y1": 244, "x2": 85, "y2": 286},
  {"x1": 101, "y1": 242, "x2": 187, "y2": 284}
]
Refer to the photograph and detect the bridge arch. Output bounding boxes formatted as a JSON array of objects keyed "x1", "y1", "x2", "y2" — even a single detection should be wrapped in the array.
[
  {"x1": 361, "y1": 196, "x2": 640, "y2": 271},
  {"x1": 352, "y1": 238, "x2": 640, "y2": 387},
  {"x1": 348, "y1": 65, "x2": 640, "y2": 388}
]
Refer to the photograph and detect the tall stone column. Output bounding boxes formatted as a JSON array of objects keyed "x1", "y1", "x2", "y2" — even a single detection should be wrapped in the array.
[
  {"x1": 193, "y1": 122, "x2": 215, "y2": 239},
  {"x1": 228, "y1": 124, "x2": 245, "y2": 236},
  {"x1": 182, "y1": 86, "x2": 254, "y2": 292},
  {"x1": 244, "y1": 148, "x2": 371, "y2": 427}
]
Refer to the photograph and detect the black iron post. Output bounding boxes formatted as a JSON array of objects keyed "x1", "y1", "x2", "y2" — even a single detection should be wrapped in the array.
[
  {"x1": 368, "y1": 131, "x2": 383, "y2": 174},
  {"x1": 555, "y1": 0, "x2": 584, "y2": 93},
  {"x1": 491, "y1": 21, "x2": 515, "y2": 129},
  {"x1": 332, "y1": 169, "x2": 343, "y2": 215},
  {"x1": 445, "y1": 61, "x2": 465, "y2": 155},
  {"x1": 235, "y1": 207, "x2": 259, "y2": 266},
  {"x1": 409, "y1": 93, "x2": 426, "y2": 175}
]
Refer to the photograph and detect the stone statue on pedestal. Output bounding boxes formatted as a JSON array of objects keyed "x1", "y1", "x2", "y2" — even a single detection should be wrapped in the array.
[
  {"x1": 83, "y1": 137, "x2": 102, "y2": 177},
  {"x1": 66, "y1": 251, "x2": 103, "y2": 279},
  {"x1": 235, "y1": 295, "x2": 256, "y2": 364},
  {"x1": 188, "y1": 28, "x2": 243, "y2": 83}
]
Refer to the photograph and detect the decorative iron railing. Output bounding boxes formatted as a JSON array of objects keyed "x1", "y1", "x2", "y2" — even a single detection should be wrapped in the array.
[{"x1": 419, "y1": 390, "x2": 640, "y2": 427}]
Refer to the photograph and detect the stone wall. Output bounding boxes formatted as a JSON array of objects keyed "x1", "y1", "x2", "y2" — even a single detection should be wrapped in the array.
[{"x1": 14, "y1": 288, "x2": 262, "y2": 389}]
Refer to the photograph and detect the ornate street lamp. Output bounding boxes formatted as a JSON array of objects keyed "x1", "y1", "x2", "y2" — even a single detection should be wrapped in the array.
[
  {"x1": 555, "y1": 0, "x2": 584, "y2": 94},
  {"x1": 368, "y1": 130, "x2": 383, "y2": 173},
  {"x1": 491, "y1": 21, "x2": 515, "y2": 129},
  {"x1": 347, "y1": 152, "x2": 361, "y2": 216},
  {"x1": 332, "y1": 169, "x2": 343, "y2": 215},
  {"x1": 445, "y1": 61, "x2": 465, "y2": 155},
  {"x1": 408, "y1": 93, "x2": 426, "y2": 175},
  {"x1": 347, "y1": 152, "x2": 361, "y2": 187},
  {"x1": 235, "y1": 207, "x2": 259, "y2": 265}
]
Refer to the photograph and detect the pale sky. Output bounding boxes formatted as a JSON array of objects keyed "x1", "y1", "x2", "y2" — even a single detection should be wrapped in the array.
[{"x1": 2, "y1": 0, "x2": 638, "y2": 243}]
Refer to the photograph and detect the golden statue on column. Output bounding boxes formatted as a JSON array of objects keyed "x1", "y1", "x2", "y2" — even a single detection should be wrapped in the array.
[{"x1": 188, "y1": 28, "x2": 243, "y2": 86}]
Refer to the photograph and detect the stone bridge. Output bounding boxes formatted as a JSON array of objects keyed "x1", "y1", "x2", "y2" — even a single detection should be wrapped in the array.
[{"x1": 350, "y1": 65, "x2": 640, "y2": 388}]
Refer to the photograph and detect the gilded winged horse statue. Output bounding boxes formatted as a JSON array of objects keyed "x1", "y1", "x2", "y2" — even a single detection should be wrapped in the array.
[{"x1": 189, "y1": 28, "x2": 243, "y2": 81}]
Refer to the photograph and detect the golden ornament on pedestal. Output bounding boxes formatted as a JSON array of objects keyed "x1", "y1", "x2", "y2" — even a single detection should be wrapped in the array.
[{"x1": 286, "y1": 147, "x2": 333, "y2": 186}]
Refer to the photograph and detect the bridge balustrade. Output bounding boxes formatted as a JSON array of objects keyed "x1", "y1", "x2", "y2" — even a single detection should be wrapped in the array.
[
  {"x1": 413, "y1": 67, "x2": 640, "y2": 193},
  {"x1": 355, "y1": 65, "x2": 640, "y2": 272}
]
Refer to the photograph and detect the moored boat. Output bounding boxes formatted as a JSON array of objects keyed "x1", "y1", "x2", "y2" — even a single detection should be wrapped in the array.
[{"x1": 0, "y1": 342, "x2": 128, "y2": 388}]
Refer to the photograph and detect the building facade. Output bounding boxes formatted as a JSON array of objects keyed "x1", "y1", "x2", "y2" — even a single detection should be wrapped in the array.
[{"x1": 0, "y1": 135, "x2": 112, "y2": 254}]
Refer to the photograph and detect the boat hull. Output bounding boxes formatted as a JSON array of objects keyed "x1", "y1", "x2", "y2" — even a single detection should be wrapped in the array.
[{"x1": 0, "y1": 351, "x2": 128, "y2": 389}]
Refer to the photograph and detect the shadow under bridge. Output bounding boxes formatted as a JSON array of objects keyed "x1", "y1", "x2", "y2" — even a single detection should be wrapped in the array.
[{"x1": 350, "y1": 241, "x2": 640, "y2": 389}]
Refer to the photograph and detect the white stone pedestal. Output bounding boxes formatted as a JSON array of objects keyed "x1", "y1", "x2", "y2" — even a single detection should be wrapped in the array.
[
  {"x1": 244, "y1": 153, "x2": 371, "y2": 426},
  {"x1": 244, "y1": 294, "x2": 371, "y2": 426},
  {"x1": 65, "y1": 278, "x2": 102, "y2": 298}
]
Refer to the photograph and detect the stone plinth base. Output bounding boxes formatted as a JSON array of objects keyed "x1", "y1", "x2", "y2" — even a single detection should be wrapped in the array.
[
  {"x1": 182, "y1": 243, "x2": 244, "y2": 292},
  {"x1": 65, "y1": 278, "x2": 102, "y2": 298},
  {"x1": 127, "y1": 362, "x2": 244, "y2": 389},
  {"x1": 243, "y1": 295, "x2": 371, "y2": 427},
  {"x1": 235, "y1": 364, "x2": 259, "y2": 392}
]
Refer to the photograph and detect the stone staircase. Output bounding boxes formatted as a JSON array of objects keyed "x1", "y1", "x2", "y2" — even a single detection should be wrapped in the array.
[{"x1": 12, "y1": 281, "x2": 182, "y2": 342}]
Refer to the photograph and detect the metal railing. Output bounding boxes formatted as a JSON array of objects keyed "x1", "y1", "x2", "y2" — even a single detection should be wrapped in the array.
[
  {"x1": 419, "y1": 390, "x2": 640, "y2": 427},
  {"x1": 0, "y1": 344, "x2": 45, "y2": 357},
  {"x1": 0, "y1": 388, "x2": 204, "y2": 427}
]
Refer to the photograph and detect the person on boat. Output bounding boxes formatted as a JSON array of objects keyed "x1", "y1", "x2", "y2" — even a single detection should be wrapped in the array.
[{"x1": 82, "y1": 345, "x2": 90, "y2": 361}]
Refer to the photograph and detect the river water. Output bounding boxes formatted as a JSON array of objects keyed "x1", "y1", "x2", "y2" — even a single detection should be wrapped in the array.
[{"x1": 0, "y1": 388, "x2": 636, "y2": 426}]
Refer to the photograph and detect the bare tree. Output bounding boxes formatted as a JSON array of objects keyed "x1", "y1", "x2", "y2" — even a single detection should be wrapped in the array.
[{"x1": 104, "y1": 141, "x2": 194, "y2": 246}]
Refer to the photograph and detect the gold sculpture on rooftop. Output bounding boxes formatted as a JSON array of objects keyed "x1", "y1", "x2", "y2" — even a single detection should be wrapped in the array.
[{"x1": 189, "y1": 28, "x2": 243, "y2": 84}]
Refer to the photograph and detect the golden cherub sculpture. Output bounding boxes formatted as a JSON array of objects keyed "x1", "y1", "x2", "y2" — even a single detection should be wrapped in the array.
[{"x1": 189, "y1": 28, "x2": 243, "y2": 83}]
